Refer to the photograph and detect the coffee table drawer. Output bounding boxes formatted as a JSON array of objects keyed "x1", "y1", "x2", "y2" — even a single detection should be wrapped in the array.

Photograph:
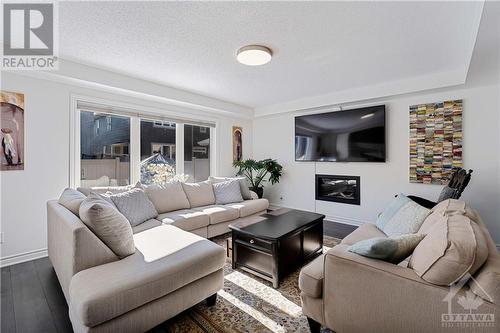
[
  {"x1": 234, "y1": 243, "x2": 273, "y2": 278},
  {"x1": 236, "y1": 233, "x2": 273, "y2": 251}
]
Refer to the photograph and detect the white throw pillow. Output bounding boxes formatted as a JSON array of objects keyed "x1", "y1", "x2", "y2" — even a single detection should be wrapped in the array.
[
  {"x1": 382, "y1": 200, "x2": 431, "y2": 236},
  {"x1": 213, "y1": 179, "x2": 244, "y2": 205},
  {"x1": 58, "y1": 188, "x2": 87, "y2": 216},
  {"x1": 77, "y1": 184, "x2": 133, "y2": 196},
  {"x1": 80, "y1": 175, "x2": 111, "y2": 188},
  {"x1": 139, "y1": 181, "x2": 190, "y2": 214},
  {"x1": 182, "y1": 181, "x2": 216, "y2": 208}
]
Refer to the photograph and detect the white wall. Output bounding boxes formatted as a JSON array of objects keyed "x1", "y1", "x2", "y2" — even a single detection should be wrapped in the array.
[
  {"x1": 253, "y1": 84, "x2": 500, "y2": 244},
  {"x1": 0, "y1": 71, "x2": 252, "y2": 265}
]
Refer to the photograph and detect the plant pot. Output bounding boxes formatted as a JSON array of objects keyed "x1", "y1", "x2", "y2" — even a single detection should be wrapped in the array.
[{"x1": 251, "y1": 187, "x2": 264, "y2": 199}]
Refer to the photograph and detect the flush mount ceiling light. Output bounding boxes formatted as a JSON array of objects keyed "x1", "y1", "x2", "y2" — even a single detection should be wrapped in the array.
[{"x1": 236, "y1": 45, "x2": 272, "y2": 66}]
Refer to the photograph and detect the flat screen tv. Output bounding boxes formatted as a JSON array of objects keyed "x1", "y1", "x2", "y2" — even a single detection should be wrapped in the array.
[{"x1": 295, "y1": 105, "x2": 385, "y2": 162}]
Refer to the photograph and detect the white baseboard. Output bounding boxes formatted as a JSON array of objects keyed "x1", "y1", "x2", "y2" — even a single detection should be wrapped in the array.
[
  {"x1": 269, "y1": 202, "x2": 368, "y2": 227},
  {"x1": 1, "y1": 248, "x2": 48, "y2": 268},
  {"x1": 323, "y1": 215, "x2": 368, "y2": 227}
]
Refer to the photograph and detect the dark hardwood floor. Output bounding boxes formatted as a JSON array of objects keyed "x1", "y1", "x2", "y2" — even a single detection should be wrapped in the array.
[
  {"x1": 1, "y1": 258, "x2": 72, "y2": 333},
  {"x1": 323, "y1": 220, "x2": 357, "y2": 239},
  {"x1": 1, "y1": 221, "x2": 356, "y2": 333}
]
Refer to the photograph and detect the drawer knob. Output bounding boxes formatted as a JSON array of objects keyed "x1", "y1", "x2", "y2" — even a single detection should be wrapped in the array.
[{"x1": 250, "y1": 239, "x2": 255, "y2": 244}]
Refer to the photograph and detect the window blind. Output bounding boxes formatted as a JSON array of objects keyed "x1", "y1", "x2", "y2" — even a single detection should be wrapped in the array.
[{"x1": 76, "y1": 100, "x2": 216, "y2": 128}]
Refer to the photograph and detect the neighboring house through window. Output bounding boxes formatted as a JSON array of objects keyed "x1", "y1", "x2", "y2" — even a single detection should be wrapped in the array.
[{"x1": 74, "y1": 98, "x2": 216, "y2": 187}]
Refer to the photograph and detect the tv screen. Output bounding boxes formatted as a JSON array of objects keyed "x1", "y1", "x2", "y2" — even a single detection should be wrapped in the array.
[{"x1": 295, "y1": 105, "x2": 385, "y2": 162}]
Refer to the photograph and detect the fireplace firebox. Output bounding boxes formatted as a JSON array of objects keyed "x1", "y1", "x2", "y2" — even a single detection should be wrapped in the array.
[{"x1": 315, "y1": 174, "x2": 360, "y2": 205}]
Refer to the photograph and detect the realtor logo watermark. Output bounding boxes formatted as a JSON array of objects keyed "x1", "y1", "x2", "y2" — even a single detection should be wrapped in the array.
[
  {"x1": 442, "y1": 274, "x2": 495, "y2": 329},
  {"x1": 2, "y1": 1, "x2": 58, "y2": 69}
]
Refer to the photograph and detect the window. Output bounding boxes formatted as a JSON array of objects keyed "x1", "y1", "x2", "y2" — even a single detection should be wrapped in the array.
[
  {"x1": 150, "y1": 143, "x2": 175, "y2": 159},
  {"x1": 74, "y1": 98, "x2": 216, "y2": 187},
  {"x1": 80, "y1": 111, "x2": 130, "y2": 187},
  {"x1": 140, "y1": 119, "x2": 176, "y2": 185},
  {"x1": 94, "y1": 118, "x2": 100, "y2": 135},
  {"x1": 106, "y1": 116, "x2": 112, "y2": 131},
  {"x1": 111, "y1": 143, "x2": 128, "y2": 156},
  {"x1": 184, "y1": 124, "x2": 210, "y2": 182},
  {"x1": 153, "y1": 121, "x2": 175, "y2": 129}
]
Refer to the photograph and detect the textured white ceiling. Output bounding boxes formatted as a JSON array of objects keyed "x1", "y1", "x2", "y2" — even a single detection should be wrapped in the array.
[{"x1": 59, "y1": 1, "x2": 483, "y2": 109}]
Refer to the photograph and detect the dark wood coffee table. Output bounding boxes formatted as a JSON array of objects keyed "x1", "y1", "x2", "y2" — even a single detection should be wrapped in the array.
[{"x1": 229, "y1": 208, "x2": 325, "y2": 288}]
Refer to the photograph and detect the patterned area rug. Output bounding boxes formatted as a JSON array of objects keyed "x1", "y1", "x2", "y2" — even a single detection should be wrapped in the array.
[{"x1": 162, "y1": 234, "x2": 340, "y2": 333}]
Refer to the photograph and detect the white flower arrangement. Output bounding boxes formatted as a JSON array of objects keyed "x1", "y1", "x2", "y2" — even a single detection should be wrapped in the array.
[{"x1": 146, "y1": 163, "x2": 189, "y2": 184}]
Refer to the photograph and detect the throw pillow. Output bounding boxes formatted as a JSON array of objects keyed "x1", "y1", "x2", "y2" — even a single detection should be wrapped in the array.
[
  {"x1": 382, "y1": 200, "x2": 431, "y2": 236},
  {"x1": 182, "y1": 181, "x2": 216, "y2": 208},
  {"x1": 469, "y1": 256, "x2": 500, "y2": 305},
  {"x1": 79, "y1": 193, "x2": 135, "y2": 258},
  {"x1": 98, "y1": 191, "x2": 116, "y2": 207},
  {"x1": 348, "y1": 234, "x2": 425, "y2": 264},
  {"x1": 437, "y1": 186, "x2": 456, "y2": 202},
  {"x1": 77, "y1": 184, "x2": 133, "y2": 196},
  {"x1": 213, "y1": 179, "x2": 244, "y2": 205},
  {"x1": 110, "y1": 188, "x2": 158, "y2": 226},
  {"x1": 80, "y1": 175, "x2": 111, "y2": 188},
  {"x1": 418, "y1": 199, "x2": 484, "y2": 236},
  {"x1": 58, "y1": 188, "x2": 87, "y2": 216},
  {"x1": 375, "y1": 194, "x2": 411, "y2": 230},
  {"x1": 409, "y1": 206, "x2": 489, "y2": 286},
  {"x1": 209, "y1": 176, "x2": 252, "y2": 200},
  {"x1": 139, "y1": 181, "x2": 190, "y2": 214}
]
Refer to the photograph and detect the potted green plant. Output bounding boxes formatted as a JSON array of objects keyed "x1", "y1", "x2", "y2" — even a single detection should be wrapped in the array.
[{"x1": 233, "y1": 158, "x2": 283, "y2": 198}]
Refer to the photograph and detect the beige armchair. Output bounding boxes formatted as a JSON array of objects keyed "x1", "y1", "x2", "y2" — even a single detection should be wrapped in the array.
[{"x1": 299, "y1": 216, "x2": 500, "y2": 333}]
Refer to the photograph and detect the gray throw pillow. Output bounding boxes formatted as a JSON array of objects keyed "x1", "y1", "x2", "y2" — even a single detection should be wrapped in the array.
[
  {"x1": 213, "y1": 179, "x2": 244, "y2": 205},
  {"x1": 209, "y1": 176, "x2": 252, "y2": 200},
  {"x1": 382, "y1": 200, "x2": 431, "y2": 236},
  {"x1": 110, "y1": 188, "x2": 158, "y2": 226},
  {"x1": 58, "y1": 188, "x2": 87, "y2": 216},
  {"x1": 79, "y1": 193, "x2": 136, "y2": 258},
  {"x1": 437, "y1": 186, "x2": 456, "y2": 202},
  {"x1": 348, "y1": 234, "x2": 425, "y2": 264}
]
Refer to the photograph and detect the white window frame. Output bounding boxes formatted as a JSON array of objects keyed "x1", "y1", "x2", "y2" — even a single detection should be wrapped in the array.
[{"x1": 70, "y1": 94, "x2": 218, "y2": 188}]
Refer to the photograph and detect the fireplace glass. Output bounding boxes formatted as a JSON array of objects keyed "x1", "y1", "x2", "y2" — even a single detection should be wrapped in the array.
[{"x1": 315, "y1": 175, "x2": 360, "y2": 205}]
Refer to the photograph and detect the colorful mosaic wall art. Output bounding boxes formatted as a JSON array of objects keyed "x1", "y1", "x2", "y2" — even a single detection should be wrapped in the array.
[{"x1": 409, "y1": 100, "x2": 463, "y2": 184}]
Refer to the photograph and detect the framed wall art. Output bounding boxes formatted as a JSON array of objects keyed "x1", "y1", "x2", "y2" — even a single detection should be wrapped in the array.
[
  {"x1": 1, "y1": 91, "x2": 25, "y2": 171},
  {"x1": 232, "y1": 126, "x2": 242, "y2": 162}
]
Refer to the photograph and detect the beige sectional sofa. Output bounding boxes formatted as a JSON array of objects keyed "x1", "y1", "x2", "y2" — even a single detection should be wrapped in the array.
[
  {"x1": 48, "y1": 181, "x2": 269, "y2": 333},
  {"x1": 299, "y1": 199, "x2": 500, "y2": 333}
]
